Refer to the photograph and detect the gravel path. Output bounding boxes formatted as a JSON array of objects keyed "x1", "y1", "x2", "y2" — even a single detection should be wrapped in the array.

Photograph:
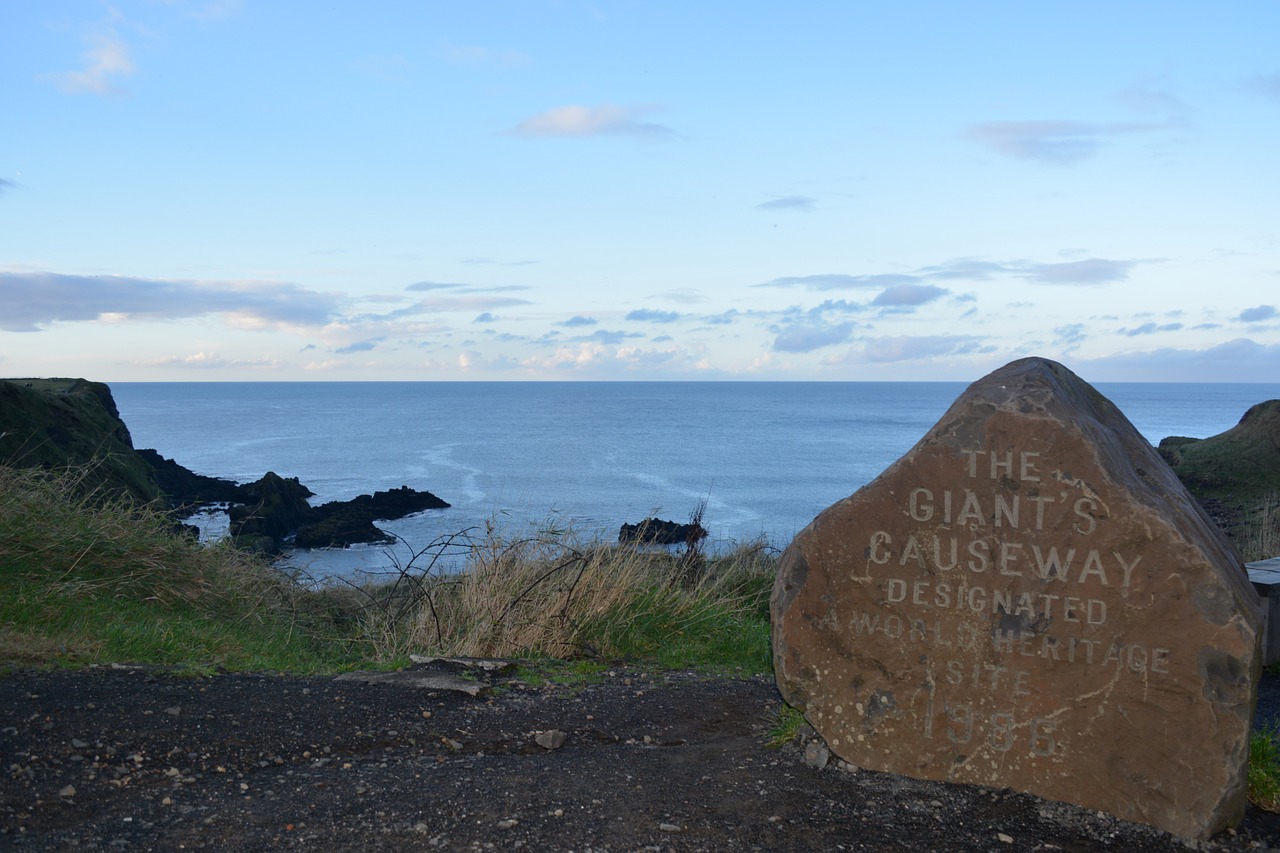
[{"x1": 3, "y1": 662, "x2": 1280, "y2": 851}]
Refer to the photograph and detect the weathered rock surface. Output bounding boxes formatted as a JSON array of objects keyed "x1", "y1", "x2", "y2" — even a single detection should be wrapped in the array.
[{"x1": 772, "y1": 357, "x2": 1263, "y2": 840}]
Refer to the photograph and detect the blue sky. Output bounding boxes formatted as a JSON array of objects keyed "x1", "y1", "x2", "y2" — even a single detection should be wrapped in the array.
[{"x1": 2, "y1": 1, "x2": 1278, "y2": 382}]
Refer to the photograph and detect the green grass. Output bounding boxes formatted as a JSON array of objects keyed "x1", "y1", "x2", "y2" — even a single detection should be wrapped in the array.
[
  {"x1": 584, "y1": 584, "x2": 772, "y2": 672},
  {"x1": 0, "y1": 463, "x2": 778, "y2": 677},
  {"x1": 0, "y1": 464, "x2": 361, "y2": 672},
  {"x1": 1250, "y1": 724, "x2": 1280, "y2": 812},
  {"x1": 767, "y1": 703, "x2": 808, "y2": 748},
  {"x1": 515, "y1": 659, "x2": 610, "y2": 690}
]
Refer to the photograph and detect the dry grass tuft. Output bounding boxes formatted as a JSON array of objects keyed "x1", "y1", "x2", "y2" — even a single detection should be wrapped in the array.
[{"x1": 350, "y1": 525, "x2": 777, "y2": 668}]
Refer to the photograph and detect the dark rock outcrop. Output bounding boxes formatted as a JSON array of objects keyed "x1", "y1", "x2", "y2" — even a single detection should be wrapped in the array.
[
  {"x1": 135, "y1": 448, "x2": 244, "y2": 506},
  {"x1": 295, "y1": 486, "x2": 451, "y2": 549},
  {"x1": 228, "y1": 472, "x2": 316, "y2": 553},
  {"x1": 619, "y1": 517, "x2": 708, "y2": 547}
]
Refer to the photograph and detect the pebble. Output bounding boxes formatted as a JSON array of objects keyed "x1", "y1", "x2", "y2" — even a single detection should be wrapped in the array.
[
  {"x1": 658, "y1": 823, "x2": 681, "y2": 833},
  {"x1": 998, "y1": 833, "x2": 1014, "y2": 844},
  {"x1": 59, "y1": 785, "x2": 76, "y2": 798},
  {"x1": 497, "y1": 819, "x2": 518, "y2": 829}
]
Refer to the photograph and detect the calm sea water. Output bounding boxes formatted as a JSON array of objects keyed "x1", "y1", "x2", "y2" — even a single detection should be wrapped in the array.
[{"x1": 110, "y1": 381, "x2": 1280, "y2": 581}]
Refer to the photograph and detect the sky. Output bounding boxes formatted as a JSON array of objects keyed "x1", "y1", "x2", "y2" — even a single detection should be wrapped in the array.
[{"x1": 2, "y1": 1, "x2": 1279, "y2": 383}]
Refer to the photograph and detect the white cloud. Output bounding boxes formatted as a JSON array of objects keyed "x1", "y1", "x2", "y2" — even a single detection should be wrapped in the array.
[
  {"x1": 872, "y1": 284, "x2": 948, "y2": 307},
  {"x1": 1025, "y1": 259, "x2": 1138, "y2": 285},
  {"x1": 772, "y1": 322, "x2": 855, "y2": 353},
  {"x1": 526, "y1": 342, "x2": 610, "y2": 370},
  {"x1": 44, "y1": 33, "x2": 136, "y2": 96},
  {"x1": 510, "y1": 104, "x2": 672, "y2": 138},
  {"x1": 761, "y1": 257, "x2": 1142, "y2": 292},
  {"x1": 861, "y1": 335, "x2": 989, "y2": 363},
  {"x1": 1239, "y1": 305, "x2": 1277, "y2": 323},
  {"x1": 966, "y1": 120, "x2": 1171, "y2": 165},
  {"x1": 757, "y1": 196, "x2": 816, "y2": 212},
  {"x1": 136, "y1": 351, "x2": 279, "y2": 370},
  {"x1": 382, "y1": 295, "x2": 532, "y2": 318},
  {"x1": 626, "y1": 308, "x2": 681, "y2": 323},
  {"x1": 758, "y1": 273, "x2": 919, "y2": 291},
  {"x1": 1119, "y1": 321, "x2": 1183, "y2": 337}
]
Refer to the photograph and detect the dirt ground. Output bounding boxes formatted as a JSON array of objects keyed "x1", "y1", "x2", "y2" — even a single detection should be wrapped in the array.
[{"x1": 3, "y1": 661, "x2": 1280, "y2": 852}]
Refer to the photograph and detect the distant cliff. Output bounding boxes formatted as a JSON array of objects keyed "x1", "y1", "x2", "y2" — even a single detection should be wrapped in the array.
[
  {"x1": 1159, "y1": 399, "x2": 1280, "y2": 552},
  {"x1": 0, "y1": 378, "x2": 162, "y2": 504},
  {"x1": 0, "y1": 378, "x2": 449, "y2": 553}
]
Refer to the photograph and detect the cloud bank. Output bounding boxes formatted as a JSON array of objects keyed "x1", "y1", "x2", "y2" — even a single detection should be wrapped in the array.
[{"x1": 0, "y1": 271, "x2": 339, "y2": 332}]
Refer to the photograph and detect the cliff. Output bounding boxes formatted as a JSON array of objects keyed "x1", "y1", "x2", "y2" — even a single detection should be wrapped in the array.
[{"x1": 0, "y1": 378, "x2": 162, "y2": 504}]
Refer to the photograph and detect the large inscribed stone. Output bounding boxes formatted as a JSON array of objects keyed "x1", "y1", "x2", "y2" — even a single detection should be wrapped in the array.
[{"x1": 771, "y1": 358, "x2": 1262, "y2": 840}]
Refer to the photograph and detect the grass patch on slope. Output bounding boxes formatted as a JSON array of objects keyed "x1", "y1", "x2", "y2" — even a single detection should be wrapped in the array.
[
  {"x1": 1250, "y1": 724, "x2": 1280, "y2": 812},
  {"x1": 1, "y1": 463, "x2": 778, "y2": 676},
  {"x1": 0, "y1": 464, "x2": 360, "y2": 672}
]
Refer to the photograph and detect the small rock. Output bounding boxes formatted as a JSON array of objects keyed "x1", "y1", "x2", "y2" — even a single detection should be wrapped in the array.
[
  {"x1": 59, "y1": 785, "x2": 76, "y2": 798},
  {"x1": 164, "y1": 706, "x2": 181, "y2": 717},
  {"x1": 497, "y1": 819, "x2": 518, "y2": 829},
  {"x1": 998, "y1": 833, "x2": 1014, "y2": 844},
  {"x1": 535, "y1": 730, "x2": 567, "y2": 750},
  {"x1": 658, "y1": 823, "x2": 681, "y2": 833},
  {"x1": 71, "y1": 739, "x2": 89, "y2": 749},
  {"x1": 803, "y1": 740, "x2": 830, "y2": 770}
]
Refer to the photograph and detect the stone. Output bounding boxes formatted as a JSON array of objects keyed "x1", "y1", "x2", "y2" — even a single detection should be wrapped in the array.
[
  {"x1": 534, "y1": 729, "x2": 567, "y2": 750},
  {"x1": 333, "y1": 669, "x2": 489, "y2": 697},
  {"x1": 771, "y1": 357, "x2": 1262, "y2": 840},
  {"x1": 802, "y1": 739, "x2": 830, "y2": 770}
]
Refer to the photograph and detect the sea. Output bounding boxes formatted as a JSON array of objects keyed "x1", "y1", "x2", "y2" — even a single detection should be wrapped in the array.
[{"x1": 109, "y1": 381, "x2": 1280, "y2": 583}]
